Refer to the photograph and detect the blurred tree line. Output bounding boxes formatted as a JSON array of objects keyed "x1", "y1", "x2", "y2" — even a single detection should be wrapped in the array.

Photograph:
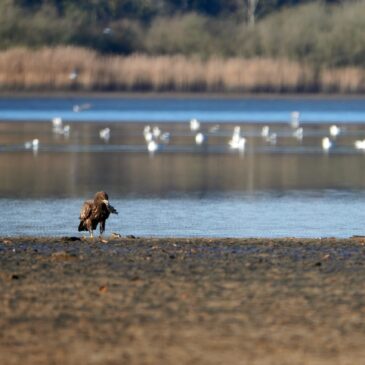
[{"x1": 0, "y1": 0, "x2": 364, "y2": 67}]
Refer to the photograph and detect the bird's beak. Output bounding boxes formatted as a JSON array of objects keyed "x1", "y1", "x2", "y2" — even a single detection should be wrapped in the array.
[{"x1": 103, "y1": 199, "x2": 109, "y2": 206}]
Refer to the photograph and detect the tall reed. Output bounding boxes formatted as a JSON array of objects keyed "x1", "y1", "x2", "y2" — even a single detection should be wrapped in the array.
[{"x1": 0, "y1": 46, "x2": 364, "y2": 93}]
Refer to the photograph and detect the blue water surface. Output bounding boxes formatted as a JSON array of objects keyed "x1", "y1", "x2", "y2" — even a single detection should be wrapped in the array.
[
  {"x1": 0, "y1": 96, "x2": 365, "y2": 123},
  {"x1": 1, "y1": 191, "x2": 364, "y2": 238},
  {"x1": 1, "y1": 96, "x2": 365, "y2": 238}
]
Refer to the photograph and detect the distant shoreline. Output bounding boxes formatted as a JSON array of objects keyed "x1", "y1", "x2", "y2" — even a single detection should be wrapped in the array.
[{"x1": 0, "y1": 90, "x2": 365, "y2": 100}]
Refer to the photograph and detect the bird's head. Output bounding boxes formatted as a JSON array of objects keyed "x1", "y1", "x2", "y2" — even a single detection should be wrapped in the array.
[{"x1": 94, "y1": 191, "x2": 109, "y2": 206}]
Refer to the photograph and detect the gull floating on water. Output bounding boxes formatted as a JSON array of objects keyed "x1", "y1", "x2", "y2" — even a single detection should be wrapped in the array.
[
  {"x1": 52, "y1": 117, "x2": 62, "y2": 130},
  {"x1": 261, "y1": 126, "x2": 270, "y2": 138},
  {"x1": 52, "y1": 117, "x2": 70, "y2": 137},
  {"x1": 195, "y1": 132, "x2": 206, "y2": 145},
  {"x1": 293, "y1": 127, "x2": 303, "y2": 141},
  {"x1": 329, "y1": 125, "x2": 340, "y2": 137},
  {"x1": 354, "y1": 140, "x2": 365, "y2": 150},
  {"x1": 190, "y1": 118, "x2": 200, "y2": 131},
  {"x1": 24, "y1": 139, "x2": 39, "y2": 151},
  {"x1": 99, "y1": 127, "x2": 111, "y2": 142},
  {"x1": 143, "y1": 125, "x2": 153, "y2": 142},
  {"x1": 266, "y1": 133, "x2": 277, "y2": 145},
  {"x1": 229, "y1": 126, "x2": 246, "y2": 150},
  {"x1": 144, "y1": 125, "x2": 170, "y2": 144},
  {"x1": 147, "y1": 140, "x2": 159, "y2": 153},
  {"x1": 52, "y1": 117, "x2": 63, "y2": 134},
  {"x1": 160, "y1": 132, "x2": 171, "y2": 144},
  {"x1": 209, "y1": 124, "x2": 220, "y2": 133},
  {"x1": 63, "y1": 124, "x2": 71, "y2": 138},
  {"x1": 143, "y1": 125, "x2": 151, "y2": 134},
  {"x1": 152, "y1": 126, "x2": 161, "y2": 138},
  {"x1": 261, "y1": 126, "x2": 277, "y2": 144},
  {"x1": 322, "y1": 137, "x2": 332, "y2": 151},
  {"x1": 73, "y1": 103, "x2": 91, "y2": 112}
]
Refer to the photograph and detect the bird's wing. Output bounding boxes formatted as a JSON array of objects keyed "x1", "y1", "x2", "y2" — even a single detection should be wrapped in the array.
[
  {"x1": 79, "y1": 200, "x2": 93, "y2": 220},
  {"x1": 108, "y1": 204, "x2": 118, "y2": 215}
]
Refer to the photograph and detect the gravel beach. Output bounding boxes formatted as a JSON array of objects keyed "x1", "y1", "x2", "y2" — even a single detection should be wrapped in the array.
[{"x1": 1, "y1": 236, "x2": 365, "y2": 365}]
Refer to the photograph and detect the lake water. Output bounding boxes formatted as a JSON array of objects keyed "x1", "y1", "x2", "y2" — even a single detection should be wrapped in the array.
[
  {"x1": 1, "y1": 96, "x2": 365, "y2": 123},
  {"x1": 1, "y1": 95, "x2": 365, "y2": 238},
  {"x1": 1, "y1": 191, "x2": 365, "y2": 238}
]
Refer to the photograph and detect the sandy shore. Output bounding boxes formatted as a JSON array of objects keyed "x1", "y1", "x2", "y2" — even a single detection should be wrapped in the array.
[{"x1": 1, "y1": 236, "x2": 365, "y2": 365}]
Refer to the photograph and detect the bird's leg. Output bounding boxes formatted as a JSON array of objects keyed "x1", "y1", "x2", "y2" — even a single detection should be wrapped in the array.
[
  {"x1": 89, "y1": 230, "x2": 94, "y2": 239},
  {"x1": 99, "y1": 222, "x2": 108, "y2": 243}
]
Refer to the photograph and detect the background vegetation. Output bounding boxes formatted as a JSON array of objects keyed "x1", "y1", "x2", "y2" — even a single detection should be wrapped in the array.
[
  {"x1": 0, "y1": 47, "x2": 362, "y2": 93},
  {"x1": 0, "y1": 0, "x2": 364, "y2": 92}
]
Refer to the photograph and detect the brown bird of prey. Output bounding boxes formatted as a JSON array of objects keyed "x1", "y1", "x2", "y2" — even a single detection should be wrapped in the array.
[{"x1": 78, "y1": 191, "x2": 118, "y2": 238}]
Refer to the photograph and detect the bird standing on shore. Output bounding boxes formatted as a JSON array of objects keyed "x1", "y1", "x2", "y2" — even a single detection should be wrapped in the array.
[{"x1": 78, "y1": 191, "x2": 118, "y2": 239}]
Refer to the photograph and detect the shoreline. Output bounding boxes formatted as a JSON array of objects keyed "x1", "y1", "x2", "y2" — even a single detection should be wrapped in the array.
[
  {"x1": 2, "y1": 236, "x2": 365, "y2": 246},
  {"x1": 1, "y1": 90, "x2": 365, "y2": 100},
  {"x1": 1, "y1": 236, "x2": 365, "y2": 364},
  {"x1": 1, "y1": 235, "x2": 365, "y2": 243}
]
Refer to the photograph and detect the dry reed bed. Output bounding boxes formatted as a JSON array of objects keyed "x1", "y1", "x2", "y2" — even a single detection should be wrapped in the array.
[{"x1": 0, "y1": 46, "x2": 364, "y2": 93}]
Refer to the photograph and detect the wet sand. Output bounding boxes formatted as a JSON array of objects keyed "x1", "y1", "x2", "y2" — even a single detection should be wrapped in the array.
[{"x1": 1, "y1": 236, "x2": 365, "y2": 365}]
